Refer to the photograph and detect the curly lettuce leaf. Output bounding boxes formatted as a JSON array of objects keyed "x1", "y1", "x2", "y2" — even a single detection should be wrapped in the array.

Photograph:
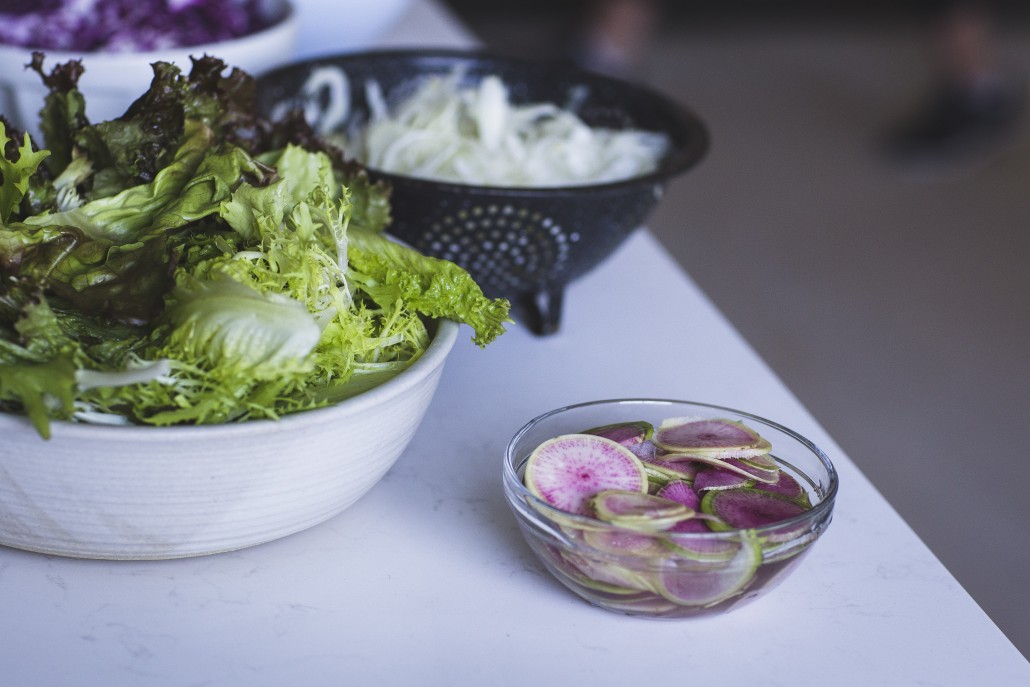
[
  {"x1": 1, "y1": 122, "x2": 51, "y2": 223},
  {"x1": 347, "y1": 226, "x2": 511, "y2": 347}
]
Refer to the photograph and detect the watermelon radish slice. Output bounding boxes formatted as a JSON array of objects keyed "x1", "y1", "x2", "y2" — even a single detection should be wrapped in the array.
[
  {"x1": 693, "y1": 467, "x2": 754, "y2": 493},
  {"x1": 659, "y1": 452, "x2": 779, "y2": 484},
  {"x1": 639, "y1": 455, "x2": 699, "y2": 482},
  {"x1": 655, "y1": 480, "x2": 700, "y2": 510},
  {"x1": 736, "y1": 451, "x2": 779, "y2": 470},
  {"x1": 583, "y1": 420, "x2": 653, "y2": 448},
  {"x1": 723, "y1": 458, "x2": 780, "y2": 484},
  {"x1": 701, "y1": 488, "x2": 810, "y2": 531},
  {"x1": 752, "y1": 469, "x2": 809, "y2": 505},
  {"x1": 590, "y1": 490, "x2": 694, "y2": 531},
  {"x1": 627, "y1": 439, "x2": 658, "y2": 462},
  {"x1": 559, "y1": 550, "x2": 657, "y2": 594},
  {"x1": 582, "y1": 528, "x2": 670, "y2": 558},
  {"x1": 525, "y1": 434, "x2": 648, "y2": 516},
  {"x1": 654, "y1": 417, "x2": 772, "y2": 458},
  {"x1": 655, "y1": 534, "x2": 761, "y2": 607}
]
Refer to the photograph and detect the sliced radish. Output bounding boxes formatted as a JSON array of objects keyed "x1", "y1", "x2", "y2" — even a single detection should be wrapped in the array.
[
  {"x1": 654, "y1": 416, "x2": 772, "y2": 458},
  {"x1": 701, "y1": 488, "x2": 809, "y2": 530},
  {"x1": 723, "y1": 457, "x2": 780, "y2": 483},
  {"x1": 590, "y1": 490, "x2": 694, "y2": 531},
  {"x1": 525, "y1": 434, "x2": 647, "y2": 516},
  {"x1": 583, "y1": 420, "x2": 653, "y2": 448},
  {"x1": 582, "y1": 528, "x2": 669, "y2": 558},
  {"x1": 655, "y1": 534, "x2": 761, "y2": 607},
  {"x1": 693, "y1": 467, "x2": 754, "y2": 493},
  {"x1": 627, "y1": 439, "x2": 658, "y2": 461},
  {"x1": 558, "y1": 551, "x2": 656, "y2": 594},
  {"x1": 737, "y1": 452, "x2": 778, "y2": 470},
  {"x1": 655, "y1": 480, "x2": 700, "y2": 511},
  {"x1": 659, "y1": 452, "x2": 779, "y2": 484},
  {"x1": 519, "y1": 416, "x2": 817, "y2": 612},
  {"x1": 752, "y1": 469, "x2": 809, "y2": 504},
  {"x1": 639, "y1": 455, "x2": 699, "y2": 482}
]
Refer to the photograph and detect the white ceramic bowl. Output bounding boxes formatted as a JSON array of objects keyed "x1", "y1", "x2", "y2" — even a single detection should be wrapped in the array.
[
  {"x1": 0, "y1": 0, "x2": 297, "y2": 136},
  {"x1": 0, "y1": 319, "x2": 458, "y2": 560}
]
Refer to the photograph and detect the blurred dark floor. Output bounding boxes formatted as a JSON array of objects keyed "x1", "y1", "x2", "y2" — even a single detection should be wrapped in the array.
[{"x1": 442, "y1": 0, "x2": 1030, "y2": 660}]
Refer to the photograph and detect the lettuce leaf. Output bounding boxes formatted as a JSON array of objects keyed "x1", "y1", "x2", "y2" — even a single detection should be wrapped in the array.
[
  {"x1": 0, "y1": 122, "x2": 50, "y2": 223},
  {"x1": 347, "y1": 226, "x2": 512, "y2": 347}
]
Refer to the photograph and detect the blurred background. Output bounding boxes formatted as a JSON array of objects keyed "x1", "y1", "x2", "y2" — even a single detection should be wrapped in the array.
[{"x1": 442, "y1": 0, "x2": 1030, "y2": 657}]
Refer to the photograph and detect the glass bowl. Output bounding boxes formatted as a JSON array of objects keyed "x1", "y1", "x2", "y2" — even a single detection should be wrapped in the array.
[{"x1": 502, "y1": 399, "x2": 838, "y2": 618}]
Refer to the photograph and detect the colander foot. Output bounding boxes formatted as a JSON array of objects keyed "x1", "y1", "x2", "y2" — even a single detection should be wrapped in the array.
[{"x1": 522, "y1": 287, "x2": 564, "y2": 336}]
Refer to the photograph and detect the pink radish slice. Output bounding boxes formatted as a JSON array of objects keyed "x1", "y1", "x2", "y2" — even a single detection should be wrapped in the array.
[
  {"x1": 654, "y1": 417, "x2": 769, "y2": 455},
  {"x1": 656, "y1": 480, "x2": 700, "y2": 510},
  {"x1": 525, "y1": 434, "x2": 648, "y2": 516},
  {"x1": 701, "y1": 488, "x2": 809, "y2": 530},
  {"x1": 693, "y1": 467, "x2": 754, "y2": 493}
]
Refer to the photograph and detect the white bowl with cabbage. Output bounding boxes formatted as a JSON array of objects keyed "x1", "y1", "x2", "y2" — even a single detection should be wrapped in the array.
[
  {"x1": 0, "y1": 54, "x2": 510, "y2": 558},
  {"x1": 0, "y1": 0, "x2": 298, "y2": 135}
]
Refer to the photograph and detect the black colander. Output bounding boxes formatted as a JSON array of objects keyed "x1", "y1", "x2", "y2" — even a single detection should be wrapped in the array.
[{"x1": 256, "y1": 49, "x2": 708, "y2": 334}]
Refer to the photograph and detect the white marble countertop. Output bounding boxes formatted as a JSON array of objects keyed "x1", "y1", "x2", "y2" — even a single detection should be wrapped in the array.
[{"x1": 1, "y1": 2, "x2": 1028, "y2": 686}]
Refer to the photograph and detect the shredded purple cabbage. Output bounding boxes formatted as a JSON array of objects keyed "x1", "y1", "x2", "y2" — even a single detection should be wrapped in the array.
[{"x1": 0, "y1": 0, "x2": 281, "y2": 52}]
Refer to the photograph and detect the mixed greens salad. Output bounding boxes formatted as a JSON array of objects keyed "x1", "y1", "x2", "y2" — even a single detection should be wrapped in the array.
[{"x1": 0, "y1": 54, "x2": 510, "y2": 438}]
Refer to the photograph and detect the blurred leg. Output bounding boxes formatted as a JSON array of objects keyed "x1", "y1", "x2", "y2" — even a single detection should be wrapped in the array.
[{"x1": 885, "y1": 1, "x2": 1024, "y2": 169}]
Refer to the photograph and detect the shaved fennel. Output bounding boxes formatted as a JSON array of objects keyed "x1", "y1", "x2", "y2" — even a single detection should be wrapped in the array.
[{"x1": 334, "y1": 70, "x2": 670, "y2": 188}]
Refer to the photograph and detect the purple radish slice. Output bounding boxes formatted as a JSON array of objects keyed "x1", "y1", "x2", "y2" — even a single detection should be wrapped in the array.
[
  {"x1": 701, "y1": 488, "x2": 810, "y2": 531},
  {"x1": 582, "y1": 420, "x2": 653, "y2": 448},
  {"x1": 660, "y1": 452, "x2": 779, "y2": 484},
  {"x1": 627, "y1": 439, "x2": 658, "y2": 461},
  {"x1": 654, "y1": 417, "x2": 772, "y2": 458},
  {"x1": 656, "y1": 480, "x2": 700, "y2": 510},
  {"x1": 654, "y1": 482, "x2": 740, "y2": 559},
  {"x1": 693, "y1": 467, "x2": 754, "y2": 493},
  {"x1": 583, "y1": 528, "x2": 669, "y2": 558},
  {"x1": 752, "y1": 469, "x2": 809, "y2": 505},
  {"x1": 525, "y1": 434, "x2": 648, "y2": 516},
  {"x1": 655, "y1": 534, "x2": 761, "y2": 607},
  {"x1": 589, "y1": 490, "x2": 694, "y2": 531}
]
